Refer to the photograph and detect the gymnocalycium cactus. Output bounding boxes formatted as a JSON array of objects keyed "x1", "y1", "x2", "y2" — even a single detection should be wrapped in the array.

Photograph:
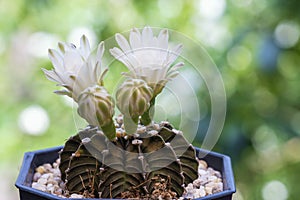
[{"x1": 43, "y1": 26, "x2": 199, "y2": 199}]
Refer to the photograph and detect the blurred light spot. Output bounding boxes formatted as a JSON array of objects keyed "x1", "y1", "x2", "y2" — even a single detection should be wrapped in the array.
[
  {"x1": 27, "y1": 32, "x2": 59, "y2": 58},
  {"x1": 253, "y1": 125, "x2": 278, "y2": 154},
  {"x1": 262, "y1": 180, "x2": 288, "y2": 200},
  {"x1": 68, "y1": 27, "x2": 97, "y2": 49},
  {"x1": 283, "y1": 137, "x2": 300, "y2": 162},
  {"x1": 195, "y1": 21, "x2": 232, "y2": 50},
  {"x1": 18, "y1": 105, "x2": 50, "y2": 135},
  {"x1": 197, "y1": 0, "x2": 226, "y2": 20},
  {"x1": 274, "y1": 21, "x2": 300, "y2": 49},
  {"x1": 231, "y1": 0, "x2": 252, "y2": 7},
  {"x1": 258, "y1": 37, "x2": 280, "y2": 72},
  {"x1": 278, "y1": 51, "x2": 300, "y2": 80},
  {"x1": 290, "y1": 112, "x2": 300, "y2": 135},
  {"x1": 227, "y1": 45, "x2": 252, "y2": 71},
  {"x1": 158, "y1": 0, "x2": 182, "y2": 18},
  {"x1": 252, "y1": 126, "x2": 282, "y2": 171},
  {"x1": 253, "y1": 88, "x2": 278, "y2": 116}
]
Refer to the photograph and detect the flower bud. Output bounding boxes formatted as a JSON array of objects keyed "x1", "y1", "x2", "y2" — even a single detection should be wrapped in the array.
[
  {"x1": 116, "y1": 79, "x2": 153, "y2": 118},
  {"x1": 77, "y1": 85, "x2": 114, "y2": 128}
]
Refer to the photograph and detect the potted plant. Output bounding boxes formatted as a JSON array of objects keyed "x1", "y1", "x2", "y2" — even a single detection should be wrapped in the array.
[{"x1": 16, "y1": 26, "x2": 235, "y2": 199}]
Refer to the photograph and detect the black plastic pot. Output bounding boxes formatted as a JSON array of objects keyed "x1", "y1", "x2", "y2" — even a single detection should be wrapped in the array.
[{"x1": 16, "y1": 146, "x2": 235, "y2": 200}]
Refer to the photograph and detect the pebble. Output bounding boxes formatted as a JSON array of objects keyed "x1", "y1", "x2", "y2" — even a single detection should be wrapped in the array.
[
  {"x1": 199, "y1": 160, "x2": 208, "y2": 169},
  {"x1": 33, "y1": 172, "x2": 41, "y2": 181},
  {"x1": 153, "y1": 123, "x2": 160, "y2": 130},
  {"x1": 116, "y1": 115, "x2": 124, "y2": 125},
  {"x1": 148, "y1": 130, "x2": 158, "y2": 135},
  {"x1": 70, "y1": 194, "x2": 84, "y2": 198},
  {"x1": 32, "y1": 182, "x2": 46, "y2": 192},
  {"x1": 43, "y1": 163, "x2": 52, "y2": 171},
  {"x1": 36, "y1": 166, "x2": 45, "y2": 174},
  {"x1": 37, "y1": 177, "x2": 48, "y2": 185},
  {"x1": 198, "y1": 169, "x2": 207, "y2": 175},
  {"x1": 137, "y1": 126, "x2": 146, "y2": 134}
]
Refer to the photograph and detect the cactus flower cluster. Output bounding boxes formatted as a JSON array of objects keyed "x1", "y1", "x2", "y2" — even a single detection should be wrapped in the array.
[{"x1": 43, "y1": 26, "x2": 183, "y2": 140}]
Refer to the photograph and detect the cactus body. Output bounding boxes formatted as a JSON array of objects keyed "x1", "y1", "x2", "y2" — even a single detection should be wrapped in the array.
[{"x1": 59, "y1": 120, "x2": 198, "y2": 198}]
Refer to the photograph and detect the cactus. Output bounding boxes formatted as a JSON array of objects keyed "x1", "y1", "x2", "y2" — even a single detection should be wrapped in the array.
[
  {"x1": 43, "y1": 27, "x2": 198, "y2": 199},
  {"x1": 59, "y1": 118, "x2": 198, "y2": 198}
]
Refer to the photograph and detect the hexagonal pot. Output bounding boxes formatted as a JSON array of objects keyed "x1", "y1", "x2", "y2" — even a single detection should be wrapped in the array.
[{"x1": 15, "y1": 146, "x2": 235, "y2": 200}]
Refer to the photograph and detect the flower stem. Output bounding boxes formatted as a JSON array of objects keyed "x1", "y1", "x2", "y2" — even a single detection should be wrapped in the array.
[
  {"x1": 101, "y1": 120, "x2": 116, "y2": 140},
  {"x1": 124, "y1": 115, "x2": 139, "y2": 135},
  {"x1": 140, "y1": 98, "x2": 155, "y2": 126}
]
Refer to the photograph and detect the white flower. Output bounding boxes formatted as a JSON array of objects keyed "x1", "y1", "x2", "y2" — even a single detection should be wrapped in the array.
[
  {"x1": 43, "y1": 35, "x2": 107, "y2": 102},
  {"x1": 110, "y1": 26, "x2": 184, "y2": 96}
]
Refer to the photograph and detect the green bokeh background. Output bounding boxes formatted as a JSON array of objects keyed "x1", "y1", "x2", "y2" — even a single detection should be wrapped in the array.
[{"x1": 1, "y1": 0, "x2": 300, "y2": 199}]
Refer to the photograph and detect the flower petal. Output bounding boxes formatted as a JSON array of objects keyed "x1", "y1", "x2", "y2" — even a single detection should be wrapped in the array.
[
  {"x1": 98, "y1": 68, "x2": 108, "y2": 85},
  {"x1": 96, "y1": 41, "x2": 105, "y2": 62},
  {"x1": 167, "y1": 70, "x2": 180, "y2": 80},
  {"x1": 167, "y1": 44, "x2": 183, "y2": 65},
  {"x1": 63, "y1": 51, "x2": 84, "y2": 73},
  {"x1": 58, "y1": 42, "x2": 66, "y2": 53},
  {"x1": 173, "y1": 43, "x2": 183, "y2": 54},
  {"x1": 42, "y1": 68, "x2": 62, "y2": 83},
  {"x1": 48, "y1": 49, "x2": 63, "y2": 73},
  {"x1": 170, "y1": 62, "x2": 184, "y2": 72},
  {"x1": 142, "y1": 26, "x2": 154, "y2": 46},
  {"x1": 79, "y1": 35, "x2": 91, "y2": 60},
  {"x1": 116, "y1": 33, "x2": 131, "y2": 53},
  {"x1": 54, "y1": 89, "x2": 72, "y2": 97},
  {"x1": 129, "y1": 28, "x2": 142, "y2": 49},
  {"x1": 121, "y1": 71, "x2": 136, "y2": 79},
  {"x1": 60, "y1": 42, "x2": 76, "y2": 52},
  {"x1": 157, "y1": 29, "x2": 168, "y2": 49},
  {"x1": 110, "y1": 47, "x2": 133, "y2": 69}
]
